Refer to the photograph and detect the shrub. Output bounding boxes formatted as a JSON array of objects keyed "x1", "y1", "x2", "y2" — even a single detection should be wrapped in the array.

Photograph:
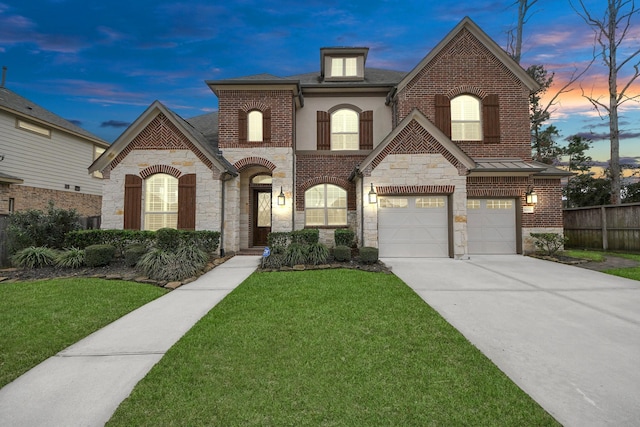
[
  {"x1": 530, "y1": 233, "x2": 567, "y2": 256},
  {"x1": 7, "y1": 202, "x2": 81, "y2": 253},
  {"x1": 333, "y1": 245, "x2": 352, "y2": 262},
  {"x1": 359, "y1": 246, "x2": 379, "y2": 264},
  {"x1": 137, "y1": 245, "x2": 208, "y2": 282},
  {"x1": 84, "y1": 244, "x2": 116, "y2": 267},
  {"x1": 306, "y1": 243, "x2": 329, "y2": 265},
  {"x1": 55, "y1": 247, "x2": 85, "y2": 269},
  {"x1": 64, "y1": 229, "x2": 156, "y2": 254},
  {"x1": 11, "y1": 247, "x2": 58, "y2": 268},
  {"x1": 263, "y1": 253, "x2": 286, "y2": 269},
  {"x1": 137, "y1": 248, "x2": 173, "y2": 279},
  {"x1": 267, "y1": 232, "x2": 291, "y2": 249},
  {"x1": 156, "y1": 228, "x2": 181, "y2": 252},
  {"x1": 295, "y1": 229, "x2": 320, "y2": 245},
  {"x1": 124, "y1": 243, "x2": 148, "y2": 267},
  {"x1": 284, "y1": 243, "x2": 308, "y2": 266},
  {"x1": 335, "y1": 229, "x2": 355, "y2": 247},
  {"x1": 178, "y1": 230, "x2": 220, "y2": 254}
]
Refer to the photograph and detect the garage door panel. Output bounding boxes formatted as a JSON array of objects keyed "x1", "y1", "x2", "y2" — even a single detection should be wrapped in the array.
[
  {"x1": 378, "y1": 196, "x2": 449, "y2": 258},
  {"x1": 467, "y1": 199, "x2": 516, "y2": 254}
]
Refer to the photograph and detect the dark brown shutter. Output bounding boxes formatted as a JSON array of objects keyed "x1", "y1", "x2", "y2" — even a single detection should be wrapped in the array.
[
  {"x1": 263, "y1": 109, "x2": 271, "y2": 143},
  {"x1": 359, "y1": 110, "x2": 373, "y2": 150},
  {"x1": 177, "y1": 174, "x2": 196, "y2": 230},
  {"x1": 124, "y1": 174, "x2": 142, "y2": 230},
  {"x1": 317, "y1": 111, "x2": 330, "y2": 150},
  {"x1": 434, "y1": 94, "x2": 451, "y2": 138},
  {"x1": 483, "y1": 94, "x2": 500, "y2": 143},
  {"x1": 238, "y1": 110, "x2": 247, "y2": 143}
]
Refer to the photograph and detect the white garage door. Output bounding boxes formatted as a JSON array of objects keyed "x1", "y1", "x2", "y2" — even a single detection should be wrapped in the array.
[
  {"x1": 467, "y1": 199, "x2": 517, "y2": 254},
  {"x1": 378, "y1": 196, "x2": 449, "y2": 257}
]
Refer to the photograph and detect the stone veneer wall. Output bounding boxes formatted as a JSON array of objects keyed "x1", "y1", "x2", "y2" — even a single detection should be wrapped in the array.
[
  {"x1": 0, "y1": 183, "x2": 101, "y2": 217},
  {"x1": 365, "y1": 153, "x2": 468, "y2": 258},
  {"x1": 101, "y1": 149, "x2": 220, "y2": 230}
]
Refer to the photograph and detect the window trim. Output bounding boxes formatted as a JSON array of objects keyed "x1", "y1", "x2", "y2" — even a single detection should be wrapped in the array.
[
  {"x1": 247, "y1": 110, "x2": 263, "y2": 142},
  {"x1": 143, "y1": 173, "x2": 178, "y2": 231},
  {"x1": 451, "y1": 94, "x2": 482, "y2": 141},
  {"x1": 16, "y1": 119, "x2": 51, "y2": 138},
  {"x1": 330, "y1": 108, "x2": 359, "y2": 150},
  {"x1": 304, "y1": 183, "x2": 348, "y2": 227}
]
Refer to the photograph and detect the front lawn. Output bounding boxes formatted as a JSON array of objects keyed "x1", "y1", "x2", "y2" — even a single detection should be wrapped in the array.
[
  {"x1": 0, "y1": 278, "x2": 167, "y2": 388},
  {"x1": 108, "y1": 269, "x2": 557, "y2": 426},
  {"x1": 563, "y1": 250, "x2": 640, "y2": 281}
]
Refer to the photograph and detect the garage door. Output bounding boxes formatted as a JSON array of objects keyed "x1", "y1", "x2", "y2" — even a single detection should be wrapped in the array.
[
  {"x1": 467, "y1": 199, "x2": 517, "y2": 254},
  {"x1": 378, "y1": 196, "x2": 449, "y2": 257}
]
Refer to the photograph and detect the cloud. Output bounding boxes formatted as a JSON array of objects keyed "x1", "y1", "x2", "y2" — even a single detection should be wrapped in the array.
[
  {"x1": 100, "y1": 120, "x2": 130, "y2": 128},
  {"x1": 67, "y1": 119, "x2": 82, "y2": 127}
]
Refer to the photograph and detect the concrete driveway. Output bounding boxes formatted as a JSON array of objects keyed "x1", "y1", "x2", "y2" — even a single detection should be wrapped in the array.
[{"x1": 383, "y1": 255, "x2": 640, "y2": 427}]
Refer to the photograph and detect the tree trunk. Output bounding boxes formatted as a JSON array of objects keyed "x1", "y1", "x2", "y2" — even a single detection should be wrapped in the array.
[{"x1": 608, "y1": 0, "x2": 621, "y2": 204}]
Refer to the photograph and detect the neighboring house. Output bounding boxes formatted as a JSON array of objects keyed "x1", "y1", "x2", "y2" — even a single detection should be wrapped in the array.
[
  {"x1": 90, "y1": 17, "x2": 570, "y2": 257},
  {"x1": 0, "y1": 81, "x2": 110, "y2": 217}
]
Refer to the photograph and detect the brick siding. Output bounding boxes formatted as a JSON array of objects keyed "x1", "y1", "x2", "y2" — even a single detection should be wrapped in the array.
[{"x1": 0, "y1": 183, "x2": 101, "y2": 216}]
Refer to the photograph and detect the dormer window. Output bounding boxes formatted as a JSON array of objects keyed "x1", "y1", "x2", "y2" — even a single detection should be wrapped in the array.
[
  {"x1": 331, "y1": 57, "x2": 357, "y2": 77},
  {"x1": 321, "y1": 47, "x2": 368, "y2": 81}
]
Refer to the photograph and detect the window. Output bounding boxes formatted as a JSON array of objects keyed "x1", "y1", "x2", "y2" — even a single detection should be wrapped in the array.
[
  {"x1": 331, "y1": 57, "x2": 357, "y2": 77},
  {"x1": 305, "y1": 184, "x2": 347, "y2": 226},
  {"x1": 487, "y1": 200, "x2": 513, "y2": 210},
  {"x1": 248, "y1": 110, "x2": 263, "y2": 142},
  {"x1": 331, "y1": 109, "x2": 359, "y2": 150},
  {"x1": 451, "y1": 95, "x2": 482, "y2": 141},
  {"x1": 17, "y1": 119, "x2": 51, "y2": 137},
  {"x1": 416, "y1": 197, "x2": 445, "y2": 208},
  {"x1": 379, "y1": 198, "x2": 408, "y2": 209},
  {"x1": 8, "y1": 198, "x2": 14, "y2": 213},
  {"x1": 144, "y1": 174, "x2": 178, "y2": 231},
  {"x1": 467, "y1": 200, "x2": 481, "y2": 209}
]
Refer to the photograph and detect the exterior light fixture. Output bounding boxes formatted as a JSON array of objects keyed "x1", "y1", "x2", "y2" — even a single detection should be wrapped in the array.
[
  {"x1": 526, "y1": 187, "x2": 538, "y2": 204},
  {"x1": 368, "y1": 183, "x2": 377, "y2": 204},
  {"x1": 277, "y1": 186, "x2": 285, "y2": 206}
]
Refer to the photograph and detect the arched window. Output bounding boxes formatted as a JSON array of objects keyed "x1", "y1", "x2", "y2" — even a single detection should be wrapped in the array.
[
  {"x1": 451, "y1": 95, "x2": 482, "y2": 141},
  {"x1": 248, "y1": 110, "x2": 263, "y2": 142},
  {"x1": 305, "y1": 184, "x2": 347, "y2": 226},
  {"x1": 331, "y1": 109, "x2": 359, "y2": 150},
  {"x1": 144, "y1": 173, "x2": 178, "y2": 230}
]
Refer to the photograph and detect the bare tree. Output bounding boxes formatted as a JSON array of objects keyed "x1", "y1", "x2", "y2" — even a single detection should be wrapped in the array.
[
  {"x1": 572, "y1": 0, "x2": 640, "y2": 204},
  {"x1": 507, "y1": 0, "x2": 539, "y2": 64}
]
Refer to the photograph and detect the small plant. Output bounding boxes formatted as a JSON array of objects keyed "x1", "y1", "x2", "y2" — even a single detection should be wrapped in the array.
[
  {"x1": 285, "y1": 243, "x2": 308, "y2": 266},
  {"x1": 124, "y1": 243, "x2": 148, "y2": 267},
  {"x1": 156, "y1": 228, "x2": 180, "y2": 252},
  {"x1": 359, "y1": 246, "x2": 379, "y2": 264},
  {"x1": 530, "y1": 233, "x2": 568, "y2": 256},
  {"x1": 137, "y1": 248, "x2": 173, "y2": 279},
  {"x1": 85, "y1": 244, "x2": 116, "y2": 267},
  {"x1": 137, "y1": 245, "x2": 209, "y2": 282},
  {"x1": 55, "y1": 247, "x2": 85, "y2": 269},
  {"x1": 333, "y1": 245, "x2": 351, "y2": 262},
  {"x1": 11, "y1": 247, "x2": 58, "y2": 268},
  {"x1": 263, "y1": 253, "x2": 286, "y2": 269},
  {"x1": 306, "y1": 243, "x2": 330, "y2": 265},
  {"x1": 335, "y1": 229, "x2": 355, "y2": 247},
  {"x1": 267, "y1": 232, "x2": 291, "y2": 249}
]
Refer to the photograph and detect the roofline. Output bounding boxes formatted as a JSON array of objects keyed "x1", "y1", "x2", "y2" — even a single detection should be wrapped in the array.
[
  {"x1": 0, "y1": 105, "x2": 110, "y2": 147},
  {"x1": 396, "y1": 17, "x2": 539, "y2": 95},
  {"x1": 206, "y1": 80, "x2": 302, "y2": 107},
  {"x1": 0, "y1": 175, "x2": 24, "y2": 184}
]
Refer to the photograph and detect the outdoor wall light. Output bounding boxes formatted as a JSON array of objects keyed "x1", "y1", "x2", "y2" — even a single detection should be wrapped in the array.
[
  {"x1": 277, "y1": 186, "x2": 285, "y2": 206},
  {"x1": 368, "y1": 183, "x2": 377, "y2": 204},
  {"x1": 526, "y1": 187, "x2": 538, "y2": 204}
]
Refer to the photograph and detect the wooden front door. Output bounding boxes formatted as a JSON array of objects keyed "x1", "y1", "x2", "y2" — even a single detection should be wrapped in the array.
[{"x1": 252, "y1": 189, "x2": 271, "y2": 246}]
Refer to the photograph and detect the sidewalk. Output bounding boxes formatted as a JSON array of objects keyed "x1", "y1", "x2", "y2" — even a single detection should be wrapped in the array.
[{"x1": 0, "y1": 255, "x2": 260, "y2": 427}]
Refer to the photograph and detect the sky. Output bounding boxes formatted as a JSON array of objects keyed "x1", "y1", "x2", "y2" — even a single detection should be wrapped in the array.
[{"x1": 1, "y1": 0, "x2": 639, "y2": 172}]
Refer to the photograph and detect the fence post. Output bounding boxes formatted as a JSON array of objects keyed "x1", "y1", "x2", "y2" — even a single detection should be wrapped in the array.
[{"x1": 601, "y1": 206, "x2": 608, "y2": 251}]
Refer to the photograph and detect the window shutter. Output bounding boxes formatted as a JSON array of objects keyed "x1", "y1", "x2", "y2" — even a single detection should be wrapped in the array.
[
  {"x1": 483, "y1": 94, "x2": 500, "y2": 143},
  {"x1": 317, "y1": 111, "x2": 330, "y2": 150},
  {"x1": 359, "y1": 110, "x2": 373, "y2": 149},
  {"x1": 238, "y1": 110, "x2": 247, "y2": 143},
  {"x1": 124, "y1": 174, "x2": 142, "y2": 230},
  {"x1": 263, "y1": 108, "x2": 271, "y2": 143},
  {"x1": 434, "y1": 94, "x2": 451, "y2": 138},
  {"x1": 177, "y1": 174, "x2": 196, "y2": 230}
]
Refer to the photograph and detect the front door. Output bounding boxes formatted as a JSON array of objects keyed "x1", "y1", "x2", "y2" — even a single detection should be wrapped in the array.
[{"x1": 253, "y1": 190, "x2": 271, "y2": 246}]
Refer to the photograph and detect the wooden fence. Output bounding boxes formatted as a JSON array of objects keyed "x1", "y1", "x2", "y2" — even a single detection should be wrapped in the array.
[
  {"x1": 0, "y1": 215, "x2": 101, "y2": 268},
  {"x1": 563, "y1": 203, "x2": 640, "y2": 252}
]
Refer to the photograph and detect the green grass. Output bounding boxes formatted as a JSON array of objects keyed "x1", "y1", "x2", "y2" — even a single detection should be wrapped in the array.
[
  {"x1": 108, "y1": 270, "x2": 558, "y2": 426},
  {"x1": 604, "y1": 267, "x2": 640, "y2": 281},
  {"x1": 563, "y1": 249, "x2": 606, "y2": 262},
  {"x1": 0, "y1": 278, "x2": 167, "y2": 388},
  {"x1": 563, "y1": 250, "x2": 640, "y2": 281}
]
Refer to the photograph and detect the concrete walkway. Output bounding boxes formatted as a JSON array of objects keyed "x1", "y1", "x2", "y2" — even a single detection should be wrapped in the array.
[
  {"x1": 384, "y1": 255, "x2": 640, "y2": 427},
  {"x1": 0, "y1": 255, "x2": 260, "y2": 427}
]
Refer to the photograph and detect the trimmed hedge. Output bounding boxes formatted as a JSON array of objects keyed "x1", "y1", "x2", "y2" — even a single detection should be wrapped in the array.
[
  {"x1": 291, "y1": 229, "x2": 319, "y2": 245},
  {"x1": 359, "y1": 246, "x2": 379, "y2": 264},
  {"x1": 85, "y1": 244, "x2": 116, "y2": 267},
  {"x1": 124, "y1": 243, "x2": 148, "y2": 267},
  {"x1": 335, "y1": 229, "x2": 355, "y2": 247},
  {"x1": 333, "y1": 245, "x2": 352, "y2": 262}
]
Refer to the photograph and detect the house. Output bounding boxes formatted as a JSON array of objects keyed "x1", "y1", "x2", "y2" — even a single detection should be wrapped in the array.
[
  {"x1": 0, "y1": 74, "x2": 110, "y2": 217},
  {"x1": 90, "y1": 17, "x2": 570, "y2": 257}
]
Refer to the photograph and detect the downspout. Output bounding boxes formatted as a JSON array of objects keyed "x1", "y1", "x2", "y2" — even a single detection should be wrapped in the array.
[{"x1": 359, "y1": 171, "x2": 365, "y2": 247}]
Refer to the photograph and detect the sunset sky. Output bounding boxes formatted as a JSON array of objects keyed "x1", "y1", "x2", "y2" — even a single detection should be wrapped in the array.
[{"x1": 1, "y1": 0, "x2": 638, "y2": 170}]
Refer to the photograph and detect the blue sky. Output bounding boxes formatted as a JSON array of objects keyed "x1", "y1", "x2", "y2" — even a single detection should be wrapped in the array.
[{"x1": 1, "y1": 0, "x2": 638, "y2": 169}]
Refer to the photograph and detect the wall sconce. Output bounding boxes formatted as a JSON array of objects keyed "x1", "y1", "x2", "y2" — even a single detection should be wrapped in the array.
[
  {"x1": 277, "y1": 186, "x2": 285, "y2": 206},
  {"x1": 526, "y1": 187, "x2": 538, "y2": 204},
  {"x1": 368, "y1": 183, "x2": 377, "y2": 204}
]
